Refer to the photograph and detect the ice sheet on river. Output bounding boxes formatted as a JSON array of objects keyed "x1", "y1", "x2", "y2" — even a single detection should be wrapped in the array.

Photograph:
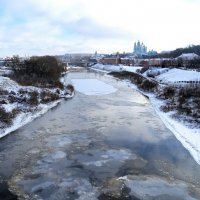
[{"x1": 71, "y1": 79, "x2": 117, "y2": 95}]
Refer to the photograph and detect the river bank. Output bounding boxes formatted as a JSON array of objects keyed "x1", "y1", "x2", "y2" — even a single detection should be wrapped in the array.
[
  {"x1": 0, "y1": 69, "x2": 74, "y2": 139},
  {"x1": 126, "y1": 81, "x2": 200, "y2": 165},
  {"x1": 90, "y1": 64, "x2": 200, "y2": 165}
]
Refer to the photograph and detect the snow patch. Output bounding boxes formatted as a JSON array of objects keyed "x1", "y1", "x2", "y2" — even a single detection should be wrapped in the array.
[
  {"x1": 2, "y1": 103, "x2": 18, "y2": 112},
  {"x1": 91, "y1": 63, "x2": 123, "y2": 72},
  {"x1": 91, "y1": 63, "x2": 142, "y2": 73},
  {"x1": 0, "y1": 76, "x2": 20, "y2": 92},
  {"x1": 155, "y1": 68, "x2": 200, "y2": 83}
]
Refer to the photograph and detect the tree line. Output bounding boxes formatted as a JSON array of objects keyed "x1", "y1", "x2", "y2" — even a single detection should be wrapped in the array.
[
  {"x1": 149, "y1": 45, "x2": 200, "y2": 59},
  {"x1": 6, "y1": 55, "x2": 65, "y2": 88}
]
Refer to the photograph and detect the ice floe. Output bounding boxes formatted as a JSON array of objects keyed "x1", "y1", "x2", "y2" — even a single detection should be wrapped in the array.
[{"x1": 71, "y1": 79, "x2": 117, "y2": 95}]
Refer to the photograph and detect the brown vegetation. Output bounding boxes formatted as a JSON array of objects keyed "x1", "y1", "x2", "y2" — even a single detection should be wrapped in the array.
[
  {"x1": 40, "y1": 91, "x2": 60, "y2": 103},
  {"x1": 66, "y1": 84, "x2": 75, "y2": 93},
  {"x1": 159, "y1": 86, "x2": 200, "y2": 124},
  {"x1": 0, "y1": 107, "x2": 21, "y2": 125},
  {"x1": 109, "y1": 71, "x2": 158, "y2": 92},
  {"x1": 27, "y1": 91, "x2": 39, "y2": 106},
  {"x1": 7, "y1": 55, "x2": 65, "y2": 88}
]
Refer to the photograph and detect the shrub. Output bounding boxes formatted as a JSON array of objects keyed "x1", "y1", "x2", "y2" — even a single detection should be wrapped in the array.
[
  {"x1": 23, "y1": 56, "x2": 64, "y2": 79},
  {"x1": 0, "y1": 107, "x2": 11, "y2": 124},
  {"x1": 159, "y1": 85, "x2": 200, "y2": 123},
  {"x1": 158, "y1": 86, "x2": 176, "y2": 99},
  {"x1": 40, "y1": 91, "x2": 59, "y2": 103},
  {"x1": 0, "y1": 107, "x2": 20, "y2": 125},
  {"x1": 66, "y1": 84, "x2": 75, "y2": 93},
  {"x1": 136, "y1": 69, "x2": 141, "y2": 73},
  {"x1": 54, "y1": 80, "x2": 64, "y2": 90},
  {"x1": 8, "y1": 95, "x2": 19, "y2": 104},
  {"x1": 139, "y1": 79, "x2": 157, "y2": 91},
  {"x1": 140, "y1": 67, "x2": 149, "y2": 74},
  {"x1": 27, "y1": 91, "x2": 39, "y2": 106},
  {"x1": 161, "y1": 105, "x2": 173, "y2": 112},
  {"x1": 146, "y1": 73, "x2": 155, "y2": 78},
  {"x1": 9, "y1": 56, "x2": 65, "y2": 88}
]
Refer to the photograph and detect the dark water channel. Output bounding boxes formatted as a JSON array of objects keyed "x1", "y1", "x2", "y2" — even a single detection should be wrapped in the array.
[{"x1": 0, "y1": 69, "x2": 200, "y2": 200}]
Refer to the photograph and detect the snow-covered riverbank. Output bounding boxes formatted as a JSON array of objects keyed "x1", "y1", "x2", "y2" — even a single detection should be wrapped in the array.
[
  {"x1": 90, "y1": 64, "x2": 200, "y2": 165},
  {"x1": 0, "y1": 73, "x2": 74, "y2": 139},
  {"x1": 127, "y1": 82, "x2": 200, "y2": 165},
  {"x1": 0, "y1": 100, "x2": 61, "y2": 138}
]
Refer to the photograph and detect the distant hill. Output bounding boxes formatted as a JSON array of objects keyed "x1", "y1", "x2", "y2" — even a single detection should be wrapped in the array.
[{"x1": 150, "y1": 45, "x2": 200, "y2": 58}]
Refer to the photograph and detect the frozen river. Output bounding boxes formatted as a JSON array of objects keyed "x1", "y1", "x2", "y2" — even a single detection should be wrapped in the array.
[{"x1": 0, "y1": 69, "x2": 200, "y2": 200}]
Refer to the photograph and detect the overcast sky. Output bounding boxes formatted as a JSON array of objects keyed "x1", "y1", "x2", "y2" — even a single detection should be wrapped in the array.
[{"x1": 0, "y1": 0, "x2": 200, "y2": 57}]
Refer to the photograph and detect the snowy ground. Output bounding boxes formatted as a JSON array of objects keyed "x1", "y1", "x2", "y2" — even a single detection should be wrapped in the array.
[
  {"x1": 1, "y1": 100, "x2": 61, "y2": 138},
  {"x1": 0, "y1": 71, "x2": 74, "y2": 139},
  {"x1": 91, "y1": 63, "x2": 142, "y2": 73},
  {"x1": 92, "y1": 63, "x2": 200, "y2": 85},
  {"x1": 152, "y1": 68, "x2": 200, "y2": 84},
  {"x1": 71, "y1": 79, "x2": 117, "y2": 95},
  {"x1": 91, "y1": 64, "x2": 200, "y2": 165}
]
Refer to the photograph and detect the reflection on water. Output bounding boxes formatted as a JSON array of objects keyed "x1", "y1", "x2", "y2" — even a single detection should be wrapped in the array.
[{"x1": 0, "y1": 69, "x2": 200, "y2": 199}]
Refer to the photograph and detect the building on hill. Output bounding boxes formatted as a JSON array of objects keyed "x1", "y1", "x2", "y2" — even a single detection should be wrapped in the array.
[
  {"x1": 133, "y1": 41, "x2": 158, "y2": 57},
  {"x1": 133, "y1": 41, "x2": 147, "y2": 57},
  {"x1": 148, "y1": 50, "x2": 158, "y2": 56}
]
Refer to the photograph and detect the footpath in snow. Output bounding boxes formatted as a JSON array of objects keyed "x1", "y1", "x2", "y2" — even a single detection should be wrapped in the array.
[{"x1": 91, "y1": 63, "x2": 200, "y2": 165}]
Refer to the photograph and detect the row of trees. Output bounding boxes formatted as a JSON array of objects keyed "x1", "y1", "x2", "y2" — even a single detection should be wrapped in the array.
[
  {"x1": 149, "y1": 45, "x2": 200, "y2": 59},
  {"x1": 10, "y1": 55, "x2": 65, "y2": 79}
]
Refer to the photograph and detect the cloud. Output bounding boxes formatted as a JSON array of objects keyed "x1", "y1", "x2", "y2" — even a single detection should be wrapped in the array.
[
  {"x1": 0, "y1": 0, "x2": 200, "y2": 56},
  {"x1": 59, "y1": 17, "x2": 134, "y2": 39}
]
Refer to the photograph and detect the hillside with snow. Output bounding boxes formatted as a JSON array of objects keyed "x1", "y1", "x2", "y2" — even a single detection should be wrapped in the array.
[
  {"x1": 176, "y1": 53, "x2": 199, "y2": 60},
  {"x1": 91, "y1": 64, "x2": 200, "y2": 85},
  {"x1": 154, "y1": 68, "x2": 200, "y2": 84},
  {"x1": 143, "y1": 68, "x2": 200, "y2": 84}
]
